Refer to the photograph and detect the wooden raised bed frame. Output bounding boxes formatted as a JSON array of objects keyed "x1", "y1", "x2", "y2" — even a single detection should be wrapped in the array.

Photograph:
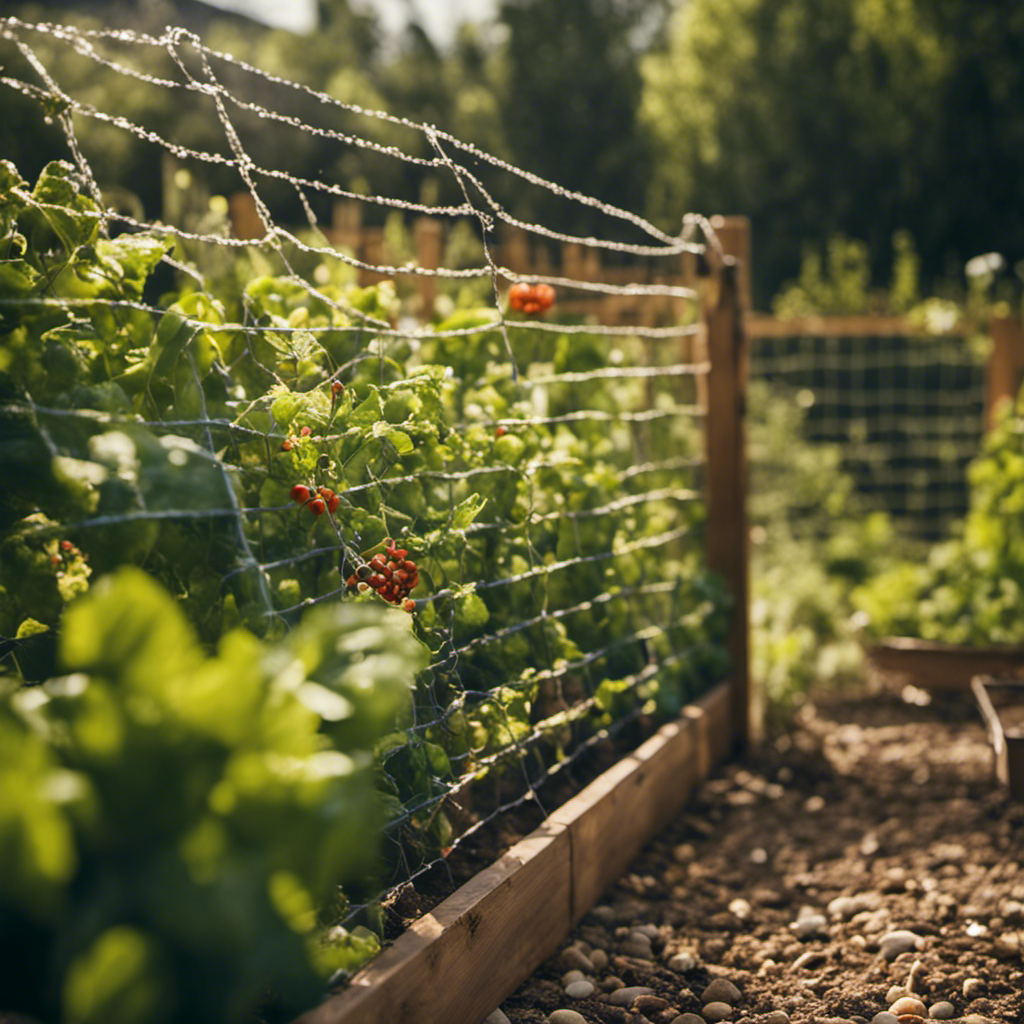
[
  {"x1": 294, "y1": 679, "x2": 734, "y2": 1024},
  {"x1": 865, "y1": 637, "x2": 1024, "y2": 691}
]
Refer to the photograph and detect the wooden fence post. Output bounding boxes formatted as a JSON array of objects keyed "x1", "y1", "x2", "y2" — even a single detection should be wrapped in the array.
[
  {"x1": 414, "y1": 217, "x2": 442, "y2": 315},
  {"x1": 331, "y1": 199, "x2": 363, "y2": 257},
  {"x1": 986, "y1": 315, "x2": 1024, "y2": 430},
  {"x1": 699, "y1": 236, "x2": 753, "y2": 747}
]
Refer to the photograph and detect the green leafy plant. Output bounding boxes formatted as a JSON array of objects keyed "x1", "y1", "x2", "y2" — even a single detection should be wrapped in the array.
[
  {"x1": 853, "y1": 390, "x2": 1024, "y2": 645},
  {"x1": 1, "y1": 155, "x2": 730, "y2": 994},
  {"x1": 0, "y1": 568, "x2": 426, "y2": 1024}
]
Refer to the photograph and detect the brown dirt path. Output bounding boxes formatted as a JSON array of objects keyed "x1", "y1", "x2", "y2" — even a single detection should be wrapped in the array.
[{"x1": 491, "y1": 685, "x2": 1024, "y2": 1024}]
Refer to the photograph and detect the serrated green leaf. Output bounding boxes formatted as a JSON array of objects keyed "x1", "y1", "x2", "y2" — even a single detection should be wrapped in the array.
[{"x1": 451, "y1": 492, "x2": 487, "y2": 530}]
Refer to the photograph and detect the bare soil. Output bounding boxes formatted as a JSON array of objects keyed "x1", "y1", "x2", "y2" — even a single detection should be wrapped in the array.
[{"x1": 492, "y1": 684, "x2": 1024, "y2": 1024}]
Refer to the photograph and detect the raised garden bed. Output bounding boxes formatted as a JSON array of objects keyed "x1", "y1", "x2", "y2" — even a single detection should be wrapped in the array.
[
  {"x1": 972, "y1": 675, "x2": 1024, "y2": 799},
  {"x1": 294, "y1": 679, "x2": 735, "y2": 1024},
  {"x1": 863, "y1": 636, "x2": 1024, "y2": 691}
]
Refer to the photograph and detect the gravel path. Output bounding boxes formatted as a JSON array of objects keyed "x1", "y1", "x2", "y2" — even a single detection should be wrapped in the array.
[{"x1": 485, "y1": 685, "x2": 1024, "y2": 1024}]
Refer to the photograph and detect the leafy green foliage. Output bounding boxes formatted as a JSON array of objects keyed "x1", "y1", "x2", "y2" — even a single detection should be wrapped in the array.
[
  {"x1": 1, "y1": 157, "x2": 730, "y2": 1013},
  {"x1": 0, "y1": 568, "x2": 425, "y2": 1024},
  {"x1": 853, "y1": 392, "x2": 1024, "y2": 644},
  {"x1": 748, "y1": 381, "x2": 908, "y2": 724}
]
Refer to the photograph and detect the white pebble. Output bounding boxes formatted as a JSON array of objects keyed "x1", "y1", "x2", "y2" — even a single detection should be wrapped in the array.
[
  {"x1": 804, "y1": 794, "x2": 825, "y2": 812},
  {"x1": 483, "y1": 1009, "x2": 511, "y2": 1024},
  {"x1": 561, "y1": 969, "x2": 585, "y2": 986},
  {"x1": 609, "y1": 985, "x2": 654, "y2": 1006},
  {"x1": 634, "y1": 922, "x2": 660, "y2": 939},
  {"x1": 962, "y1": 977, "x2": 985, "y2": 999},
  {"x1": 928, "y1": 1001, "x2": 955, "y2": 1020},
  {"x1": 728, "y1": 897, "x2": 752, "y2": 920},
  {"x1": 878, "y1": 929, "x2": 922, "y2": 961},
  {"x1": 871, "y1": 1014, "x2": 898, "y2": 1024},
  {"x1": 790, "y1": 913, "x2": 828, "y2": 939},
  {"x1": 750, "y1": 847, "x2": 769, "y2": 864},
  {"x1": 565, "y1": 980, "x2": 595, "y2": 999},
  {"x1": 668, "y1": 950, "x2": 698, "y2": 971},
  {"x1": 886, "y1": 986, "x2": 911, "y2": 1004},
  {"x1": 549, "y1": 1011, "x2": 587, "y2": 1024}
]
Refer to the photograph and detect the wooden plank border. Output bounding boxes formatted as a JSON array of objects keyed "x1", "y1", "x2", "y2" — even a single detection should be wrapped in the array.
[
  {"x1": 864, "y1": 637, "x2": 1024, "y2": 691},
  {"x1": 293, "y1": 679, "x2": 734, "y2": 1024}
]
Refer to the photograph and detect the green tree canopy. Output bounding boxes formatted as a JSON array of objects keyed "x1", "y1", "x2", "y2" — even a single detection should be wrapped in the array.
[{"x1": 642, "y1": 0, "x2": 1024, "y2": 305}]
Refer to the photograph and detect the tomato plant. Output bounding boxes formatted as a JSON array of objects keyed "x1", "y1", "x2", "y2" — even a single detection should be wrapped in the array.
[{"x1": 0, "y1": 158, "x2": 730, "y2": 1012}]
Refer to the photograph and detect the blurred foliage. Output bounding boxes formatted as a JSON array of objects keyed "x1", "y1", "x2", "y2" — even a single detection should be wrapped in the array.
[
  {"x1": 747, "y1": 380, "x2": 911, "y2": 727},
  {"x1": 0, "y1": 568, "x2": 424, "y2": 1024},
  {"x1": 853, "y1": 388, "x2": 1024, "y2": 645},
  {"x1": 642, "y1": 0, "x2": 1024, "y2": 307}
]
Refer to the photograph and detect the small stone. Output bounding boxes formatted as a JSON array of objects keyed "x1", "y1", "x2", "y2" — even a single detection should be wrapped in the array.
[
  {"x1": 671, "y1": 1015, "x2": 705, "y2": 1024},
  {"x1": 602, "y1": 975, "x2": 625, "y2": 992},
  {"x1": 804, "y1": 794, "x2": 826, "y2": 812},
  {"x1": 622, "y1": 933, "x2": 655, "y2": 959},
  {"x1": 790, "y1": 913, "x2": 828, "y2": 939},
  {"x1": 995, "y1": 931, "x2": 1022, "y2": 955},
  {"x1": 962, "y1": 1016, "x2": 997, "y2": 1024},
  {"x1": 549, "y1": 1011, "x2": 588, "y2": 1024},
  {"x1": 562, "y1": 946, "x2": 594, "y2": 972},
  {"x1": 483, "y1": 1010, "x2": 511, "y2": 1024},
  {"x1": 635, "y1": 995, "x2": 670, "y2": 1014},
  {"x1": 610, "y1": 986, "x2": 656, "y2": 1007},
  {"x1": 668, "y1": 950, "x2": 698, "y2": 971},
  {"x1": 728, "y1": 898, "x2": 752, "y2": 920},
  {"x1": 562, "y1": 970, "x2": 585, "y2": 986},
  {"x1": 927, "y1": 1004, "x2": 955, "y2": 1021},
  {"x1": 673, "y1": 843, "x2": 696, "y2": 862},
  {"x1": 702, "y1": 1001, "x2": 734, "y2": 1022},
  {"x1": 702, "y1": 979, "x2": 741, "y2": 1005},
  {"x1": 896, "y1": 1016, "x2": 926, "y2": 1024},
  {"x1": 871, "y1": 1014, "x2": 898, "y2": 1024},
  {"x1": 886, "y1": 987, "x2": 911, "y2": 1004},
  {"x1": 791, "y1": 949, "x2": 827, "y2": 970},
  {"x1": 756, "y1": 1013, "x2": 790, "y2": 1024},
  {"x1": 591, "y1": 905, "x2": 616, "y2": 925},
  {"x1": 565, "y1": 980, "x2": 595, "y2": 999},
  {"x1": 635, "y1": 923, "x2": 661, "y2": 939},
  {"x1": 590, "y1": 947, "x2": 609, "y2": 971},
  {"x1": 879, "y1": 930, "x2": 922, "y2": 961},
  {"x1": 962, "y1": 978, "x2": 985, "y2": 999},
  {"x1": 750, "y1": 847, "x2": 769, "y2": 864},
  {"x1": 889, "y1": 997, "x2": 926, "y2": 1017}
]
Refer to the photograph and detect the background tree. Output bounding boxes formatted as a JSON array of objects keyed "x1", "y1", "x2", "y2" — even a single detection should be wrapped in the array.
[
  {"x1": 495, "y1": 0, "x2": 668, "y2": 237},
  {"x1": 641, "y1": 0, "x2": 953, "y2": 306}
]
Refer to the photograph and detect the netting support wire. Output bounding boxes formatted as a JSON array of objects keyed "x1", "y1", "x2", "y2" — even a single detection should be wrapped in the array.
[{"x1": 698, "y1": 216, "x2": 754, "y2": 744}]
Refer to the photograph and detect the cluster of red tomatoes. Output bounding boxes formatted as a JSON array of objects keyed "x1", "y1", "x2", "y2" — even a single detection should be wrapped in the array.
[
  {"x1": 345, "y1": 540, "x2": 419, "y2": 613},
  {"x1": 51, "y1": 539, "x2": 84, "y2": 570},
  {"x1": 508, "y1": 282, "x2": 555, "y2": 315},
  {"x1": 290, "y1": 483, "x2": 340, "y2": 516}
]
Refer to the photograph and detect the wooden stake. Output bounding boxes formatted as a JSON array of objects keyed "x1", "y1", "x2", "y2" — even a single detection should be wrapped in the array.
[
  {"x1": 986, "y1": 315, "x2": 1024, "y2": 430},
  {"x1": 700, "y1": 254, "x2": 753, "y2": 745}
]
